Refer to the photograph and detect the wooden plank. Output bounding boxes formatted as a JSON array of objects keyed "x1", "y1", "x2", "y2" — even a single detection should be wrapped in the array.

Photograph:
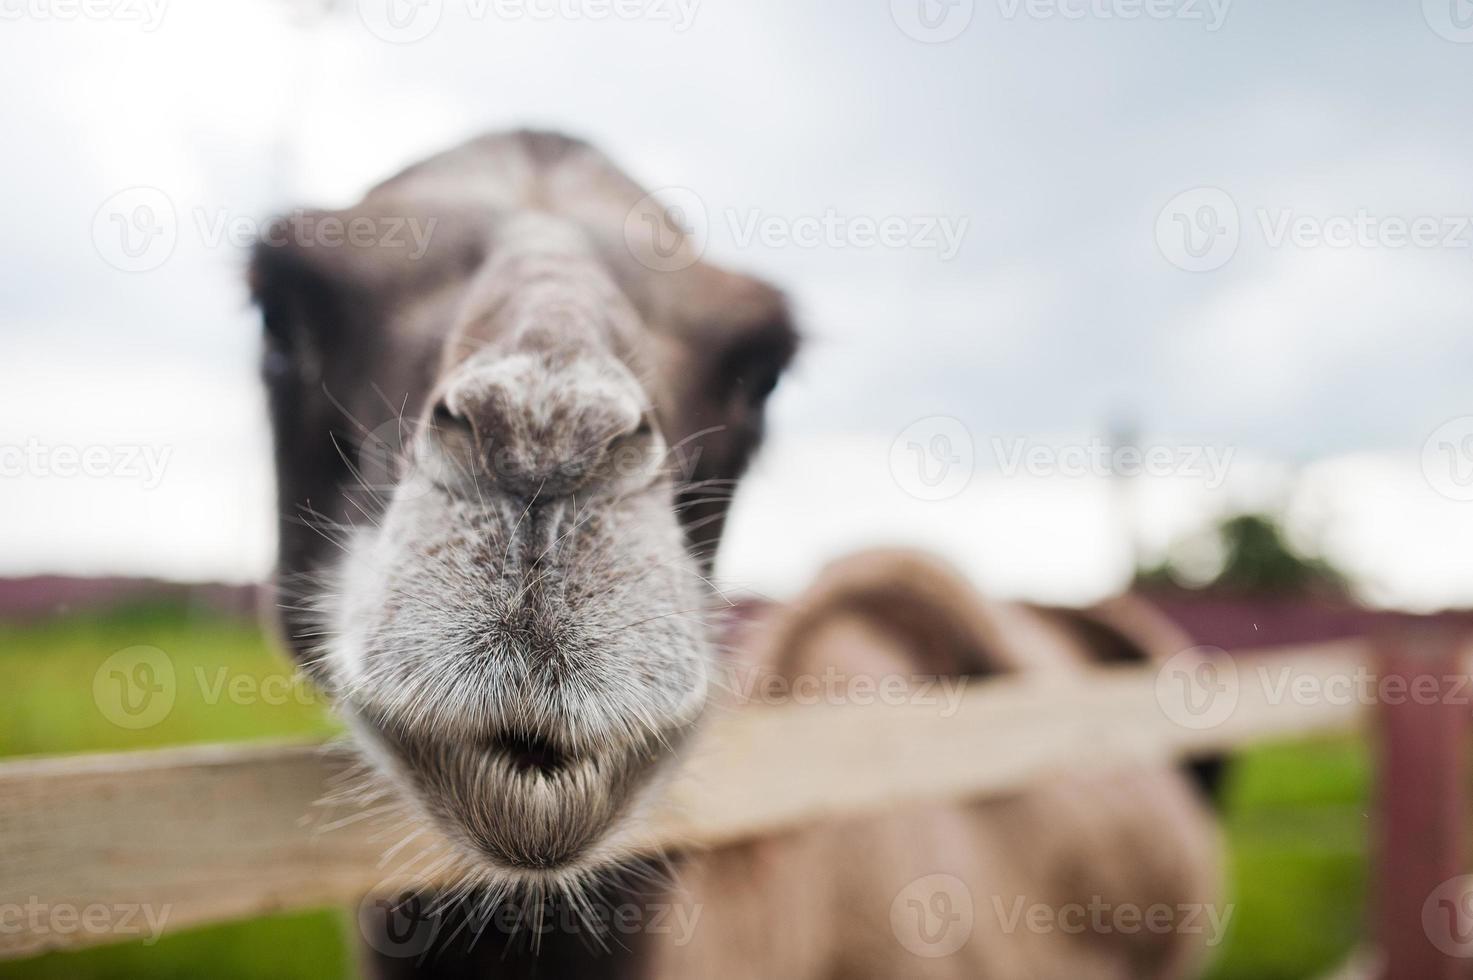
[
  {"x1": 1374, "y1": 630, "x2": 1470, "y2": 980},
  {"x1": 0, "y1": 641, "x2": 1372, "y2": 959},
  {"x1": 648, "y1": 640, "x2": 1375, "y2": 849},
  {"x1": 0, "y1": 740, "x2": 385, "y2": 958}
]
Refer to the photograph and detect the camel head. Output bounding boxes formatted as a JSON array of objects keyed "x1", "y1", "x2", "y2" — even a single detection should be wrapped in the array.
[{"x1": 250, "y1": 132, "x2": 796, "y2": 889}]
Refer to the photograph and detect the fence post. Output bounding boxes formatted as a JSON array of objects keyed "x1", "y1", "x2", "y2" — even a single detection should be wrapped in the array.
[{"x1": 1375, "y1": 628, "x2": 1470, "y2": 980}]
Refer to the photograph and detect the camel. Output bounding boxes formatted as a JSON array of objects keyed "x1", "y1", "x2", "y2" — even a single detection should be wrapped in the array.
[{"x1": 251, "y1": 130, "x2": 1221, "y2": 979}]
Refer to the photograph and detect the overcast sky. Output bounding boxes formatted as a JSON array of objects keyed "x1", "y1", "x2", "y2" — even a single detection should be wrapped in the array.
[{"x1": 2, "y1": 0, "x2": 1471, "y2": 608}]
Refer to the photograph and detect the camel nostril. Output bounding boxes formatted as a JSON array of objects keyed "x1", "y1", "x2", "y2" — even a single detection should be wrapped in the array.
[
  {"x1": 492, "y1": 730, "x2": 568, "y2": 773},
  {"x1": 430, "y1": 398, "x2": 471, "y2": 435}
]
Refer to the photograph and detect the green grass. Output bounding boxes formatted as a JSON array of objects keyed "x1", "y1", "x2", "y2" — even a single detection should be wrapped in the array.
[
  {"x1": 0, "y1": 604, "x2": 340, "y2": 756},
  {"x1": 1205, "y1": 737, "x2": 1370, "y2": 980},
  {"x1": 0, "y1": 604, "x2": 352, "y2": 980},
  {"x1": 0, "y1": 605, "x2": 1369, "y2": 979}
]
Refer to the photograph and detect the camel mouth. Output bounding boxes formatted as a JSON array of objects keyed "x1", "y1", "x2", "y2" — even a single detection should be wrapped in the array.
[
  {"x1": 351, "y1": 706, "x2": 694, "y2": 879},
  {"x1": 490, "y1": 729, "x2": 571, "y2": 775},
  {"x1": 471, "y1": 728, "x2": 667, "y2": 872}
]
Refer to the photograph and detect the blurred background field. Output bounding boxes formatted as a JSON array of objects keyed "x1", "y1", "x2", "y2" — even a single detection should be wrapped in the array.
[
  {"x1": 0, "y1": 604, "x2": 350, "y2": 980},
  {"x1": 0, "y1": 598, "x2": 1369, "y2": 980}
]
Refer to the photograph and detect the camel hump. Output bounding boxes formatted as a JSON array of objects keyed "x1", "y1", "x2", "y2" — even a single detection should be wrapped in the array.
[{"x1": 741, "y1": 549, "x2": 1122, "y2": 682}]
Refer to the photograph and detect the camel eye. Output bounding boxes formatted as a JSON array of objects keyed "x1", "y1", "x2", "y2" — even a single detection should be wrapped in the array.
[
  {"x1": 749, "y1": 370, "x2": 779, "y2": 400},
  {"x1": 716, "y1": 323, "x2": 793, "y2": 409},
  {"x1": 732, "y1": 369, "x2": 779, "y2": 407}
]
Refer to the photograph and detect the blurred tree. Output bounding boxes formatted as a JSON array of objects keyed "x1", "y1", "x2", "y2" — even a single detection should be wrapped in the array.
[{"x1": 1136, "y1": 512, "x2": 1349, "y2": 599}]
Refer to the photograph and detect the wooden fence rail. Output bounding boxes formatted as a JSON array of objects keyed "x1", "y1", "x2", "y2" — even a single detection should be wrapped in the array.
[{"x1": 0, "y1": 639, "x2": 1379, "y2": 960}]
